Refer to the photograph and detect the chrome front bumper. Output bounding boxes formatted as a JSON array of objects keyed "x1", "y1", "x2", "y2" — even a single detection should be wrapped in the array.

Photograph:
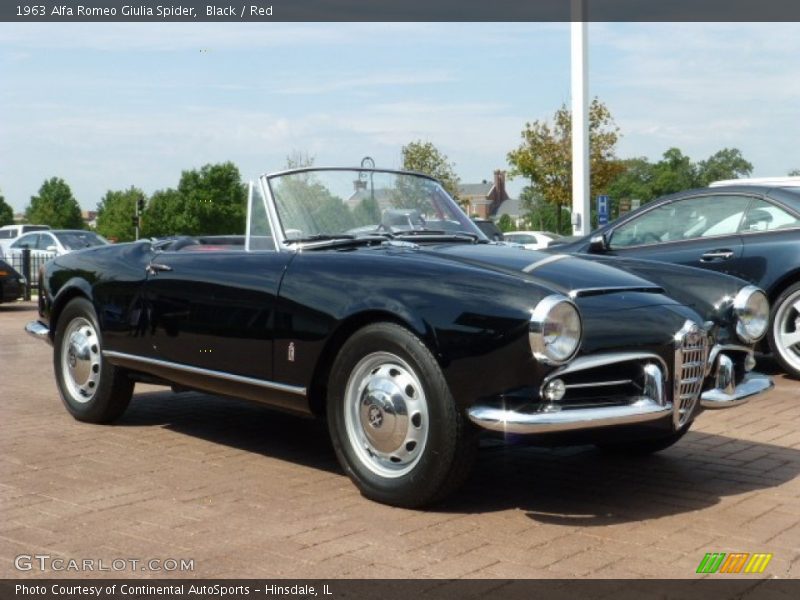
[
  {"x1": 25, "y1": 320, "x2": 51, "y2": 344},
  {"x1": 467, "y1": 350, "x2": 772, "y2": 435}
]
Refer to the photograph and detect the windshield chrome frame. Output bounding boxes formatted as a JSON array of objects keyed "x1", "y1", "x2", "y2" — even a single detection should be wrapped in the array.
[{"x1": 259, "y1": 167, "x2": 466, "y2": 252}]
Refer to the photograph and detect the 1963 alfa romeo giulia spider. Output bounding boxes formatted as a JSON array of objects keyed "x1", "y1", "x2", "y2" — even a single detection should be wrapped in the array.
[{"x1": 26, "y1": 168, "x2": 774, "y2": 507}]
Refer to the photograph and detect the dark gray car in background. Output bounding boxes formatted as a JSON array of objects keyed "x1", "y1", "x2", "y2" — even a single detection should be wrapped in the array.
[{"x1": 554, "y1": 184, "x2": 800, "y2": 379}]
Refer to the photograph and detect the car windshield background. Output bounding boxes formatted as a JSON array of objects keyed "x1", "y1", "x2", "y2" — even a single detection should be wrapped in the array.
[
  {"x1": 266, "y1": 169, "x2": 482, "y2": 242},
  {"x1": 610, "y1": 195, "x2": 752, "y2": 248},
  {"x1": 247, "y1": 180, "x2": 275, "y2": 251},
  {"x1": 54, "y1": 231, "x2": 107, "y2": 250}
]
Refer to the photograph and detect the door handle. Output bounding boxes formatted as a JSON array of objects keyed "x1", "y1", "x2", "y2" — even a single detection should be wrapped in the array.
[
  {"x1": 700, "y1": 250, "x2": 734, "y2": 262},
  {"x1": 146, "y1": 262, "x2": 173, "y2": 275}
]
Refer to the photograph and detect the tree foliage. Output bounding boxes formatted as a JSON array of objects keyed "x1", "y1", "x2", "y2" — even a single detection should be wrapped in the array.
[
  {"x1": 507, "y1": 98, "x2": 623, "y2": 232},
  {"x1": 140, "y1": 162, "x2": 247, "y2": 238},
  {"x1": 25, "y1": 178, "x2": 84, "y2": 229},
  {"x1": 401, "y1": 140, "x2": 461, "y2": 201},
  {"x1": 518, "y1": 186, "x2": 572, "y2": 235},
  {"x1": 0, "y1": 190, "x2": 13, "y2": 226},
  {"x1": 95, "y1": 187, "x2": 145, "y2": 242},
  {"x1": 496, "y1": 214, "x2": 515, "y2": 233},
  {"x1": 609, "y1": 147, "x2": 753, "y2": 206},
  {"x1": 789, "y1": 168, "x2": 800, "y2": 177}
]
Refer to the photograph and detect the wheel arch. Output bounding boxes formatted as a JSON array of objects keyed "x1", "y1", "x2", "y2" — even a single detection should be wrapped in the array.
[
  {"x1": 306, "y1": 310, "x2": 438, "y2": 417},
  {"x1": 49, "y1": 279, "x2": 94, "y2": 342}
]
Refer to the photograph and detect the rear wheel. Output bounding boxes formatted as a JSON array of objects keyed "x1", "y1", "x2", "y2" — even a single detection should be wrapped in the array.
[
  {"x1": 595, "y1": 423, "x2": 691, "y2": 456},
  {"x1": 327, "y1": 323, "x2": 477, "y2": 508},
  {"x1": 768, "y1": 282, "x2": 800, "y2": 379},
  {"x1": 54, "y1": 297, "x2": 133, "y2": 423}
]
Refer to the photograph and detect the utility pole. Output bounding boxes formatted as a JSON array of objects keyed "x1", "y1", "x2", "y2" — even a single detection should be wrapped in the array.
[{"x1": 571, "y1": 0, "x2": 590, "y2": 236}]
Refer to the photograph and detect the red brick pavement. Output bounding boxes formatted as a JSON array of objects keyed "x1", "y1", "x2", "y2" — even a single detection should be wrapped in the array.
[{"x1": 1, "y1": 301, "x2": 798, "y2": 579}]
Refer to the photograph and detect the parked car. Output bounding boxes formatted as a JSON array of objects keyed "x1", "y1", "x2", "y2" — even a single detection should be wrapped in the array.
[
  {"x1": 0, "y1": 259, "x2": 24, "y2": 304},
  {"x1": 6, "y1": 229, "x2": 109, "y2": 260},
  {"x1": 0, "y1": 224, "x2": 50, "y2": 259},
  {"x1": 472, "y1": 218, "x2": 504, "y2": 241},
  {"x1": 26, "y1": 168, "x2": 773, "y2": 507},
  {"x1": 504, "y1": 230, "x2": 562, "y2": 250},
  {"x1": 554, "y1": 183, "x2": 800, "y2": 379}
]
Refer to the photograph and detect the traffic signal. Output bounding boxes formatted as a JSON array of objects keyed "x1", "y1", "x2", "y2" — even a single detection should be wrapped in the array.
[
  {"x1": 131, "y1": 216, "x2": 139, "y2": 227},
  {"x1": 137, "y1": 196, "x2": 146, "y2": 213}
]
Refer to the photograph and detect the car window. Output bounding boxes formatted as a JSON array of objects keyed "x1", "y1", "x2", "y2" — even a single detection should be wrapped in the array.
[
  {"x1": 0, "y1": 228, "x2": 18, "y2": 239},
  {"x1": 53, "y1": 231, "x2": 106, "y2": 250},
  {"x1": 610, "y1": 195, "x2": 751, "y2": 248},
  {"x1": 36, "y1": 233, "x2": 55, "y2": 250},
  {"x1": 11, "y1": 233, "x2": 38, "y2": 249},
  {"x1": 738, "y1": 198, "x2": 800, "y2": 232}
]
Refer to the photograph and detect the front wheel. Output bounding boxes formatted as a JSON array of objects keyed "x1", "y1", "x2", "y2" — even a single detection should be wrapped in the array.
[
  {"x1": 327, "y1": 323, "x2": 477, "y2": 508},
  {"x1": 768, "y1": 282, "x2": 800, "y2": 379},
  {"x1": 53, "y1": 297, "x2": 133, "y2": 423}
]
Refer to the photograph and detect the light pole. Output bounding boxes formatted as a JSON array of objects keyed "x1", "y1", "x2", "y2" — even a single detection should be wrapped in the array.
[{"x1": 571, "y1": 0, "x2": 590, "y2": 236}]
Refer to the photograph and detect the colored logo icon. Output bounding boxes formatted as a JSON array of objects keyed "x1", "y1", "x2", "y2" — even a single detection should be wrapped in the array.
[{"x1": 696, "y1": 552, "x2": 773, "y2": 574}]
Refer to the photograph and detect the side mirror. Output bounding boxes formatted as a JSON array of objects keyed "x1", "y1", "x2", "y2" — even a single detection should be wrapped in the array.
[{"x1": 587, "y1": 233, "x2": 608, "y2": 253}]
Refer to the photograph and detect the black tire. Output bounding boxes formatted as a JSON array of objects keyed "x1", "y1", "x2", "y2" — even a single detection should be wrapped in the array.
[
  {"x1": 767, "y1": 282, "x2": 800, "y2": 379},
  {"x1": 595, "y1": 423, "x2": 691, "y2": 456},
  {"x1": 53, "y1": 297, "x2": 133, "y2": 423},
  {"x1": 327, "y1": 322, "x2": 477, "y2": 508}
]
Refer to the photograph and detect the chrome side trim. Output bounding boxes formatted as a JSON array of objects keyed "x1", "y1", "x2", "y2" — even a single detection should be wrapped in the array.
[
  {"x1": 25, "y1": 320, "x2": 51, "y2": 343},
  {"x1": 468, "y1": 398, "x2": 671, "y2": 434},
  {"x1": 564, "y1": 379, "x2": 632, "y2": 390},
  {"x1": 102, "y1": 350, "x2": 307, "y2": 396},
  {"x1": 568, "y1": 285, "x2": 664, "y2": 299},
  {"x1": 701, "y1": 372, "x2": 773, "y2": 408},
  {"x1": 521, "y1": 254, "x2": 569, "y2": 273}
]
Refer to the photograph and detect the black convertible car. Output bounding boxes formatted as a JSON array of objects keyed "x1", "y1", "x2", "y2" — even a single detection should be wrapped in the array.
[
  {"x1": 26, "y1": 168, "x2": 773, "y2": 507},
  {"x1": 554, "y1": 182, "x2": 800, "y2": 379},
  {"x1": 0, "y1": 259, "x2": 24, "y2": 304}
]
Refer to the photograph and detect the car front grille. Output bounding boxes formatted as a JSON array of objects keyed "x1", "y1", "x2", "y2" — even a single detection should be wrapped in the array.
[{"x1": 673, "y1": 321, "x2": 710, "y2": 428}]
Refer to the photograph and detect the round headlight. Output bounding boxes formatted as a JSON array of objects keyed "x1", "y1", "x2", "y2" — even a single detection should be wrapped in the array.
[
  {"x1": 529, "y1": 295, "x2": 582, "y2": 365},
  {"x1": 733, "y1": 285, "x2": 769, "y2": 343}
]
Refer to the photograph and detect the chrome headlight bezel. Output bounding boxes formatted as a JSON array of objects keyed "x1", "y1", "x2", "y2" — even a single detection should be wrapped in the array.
[
  {"x1": 733, "y1": 285, "x2": 769, "y2": 343},
  {"x1": 529, "y1": 294, "x2": 583, "y2": 365}
]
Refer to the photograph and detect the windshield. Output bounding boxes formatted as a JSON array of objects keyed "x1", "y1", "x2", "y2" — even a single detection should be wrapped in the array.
[
  {"x1": 265, "y1": 169, "x2": 484, "y2": 243},
  {"x1": 54, "y1": 231, "x2": 109, "y2": 250}
]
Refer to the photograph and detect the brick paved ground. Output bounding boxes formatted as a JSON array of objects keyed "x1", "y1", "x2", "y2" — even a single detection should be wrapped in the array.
[{"x1": 1, "y1": 301, "x2": 798, "y2": 579}]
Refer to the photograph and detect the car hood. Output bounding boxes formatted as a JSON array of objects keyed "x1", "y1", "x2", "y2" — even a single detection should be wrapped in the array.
[{"x1": 418, "y1": 244, "x2": 663, "y2": 298}]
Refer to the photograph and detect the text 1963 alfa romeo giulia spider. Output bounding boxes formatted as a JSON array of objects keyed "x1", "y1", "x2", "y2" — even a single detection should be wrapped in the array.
[{"x1": 26, "y1": 168, "x2": 774, "y2": 507}]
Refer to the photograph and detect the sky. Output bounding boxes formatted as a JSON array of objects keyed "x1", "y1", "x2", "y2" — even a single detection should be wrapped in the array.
[{"x1": 0, "y1": 22, "x2": 798, "y2": 212}]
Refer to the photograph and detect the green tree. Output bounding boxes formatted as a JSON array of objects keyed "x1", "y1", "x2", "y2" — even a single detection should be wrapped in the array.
[
  {"x1": 519, "y1": 186, "x2": 571, "y2": 235},
  {"x1": 139, "y1": 162, "x2": 247, "y2": 238},
  {"x1": 141, "y1": 188, "x2": 182, "y2": 238},
  {"x1": 609, "y1": 147, "x2": 754, "y2": 211},
  {"x1": 95, "y1": 187, "x2": 145, "y2": 242},
  {"x1": 177, "y1": 162, "x2": 247, "y2": 235},
  {"x1": 25, "y1": 177, "x2": 84, "y2": 229},
  {"x1": 0, "y1": 190, "x2": 13, "y2": 226},
  {"x1": 507, "y1": 98, "x2": 623, "y2": 233},
  {"x1": 789, "y1": 168, "x2": 800, "y2": 177},
  {"x1": 401, "y1": 140, "x2": 461, "y2": 201},
  {"x1": 695, "y1": 148, "x2": 753, "y2": 186},
  {"x1": 496, "y1": 214, "x2": 515, "y2": 232}
]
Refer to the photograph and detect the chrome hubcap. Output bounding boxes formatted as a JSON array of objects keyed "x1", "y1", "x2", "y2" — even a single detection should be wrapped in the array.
[
  {"x1": 344, "y1": 352, "x2": 429, "y2": 478},
  {"x1": 61, "y1": 317, "x2": 101, "y2": 403},
  {"x1": 774, "y1": 291, "x2": 800, "y2": 373}
]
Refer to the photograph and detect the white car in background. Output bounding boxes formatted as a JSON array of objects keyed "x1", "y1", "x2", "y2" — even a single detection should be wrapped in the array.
[
  {"x1": 5, "y1": 229, "x2": 109, "y2": 260},
  {"x1": 503, "y1": 230, "x2": 562, "y2": 250},
  {"x1": 0, "y1": 224, "x2": 51, "y2": 259}
]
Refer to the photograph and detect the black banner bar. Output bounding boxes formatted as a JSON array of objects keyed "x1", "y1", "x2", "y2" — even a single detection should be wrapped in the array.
[
  {"x1": 3, "y1": 0, "x2": 800, "y2": 22},
  {"x1": 2, "y1": 580, "x2": 799, "y2": 600}
]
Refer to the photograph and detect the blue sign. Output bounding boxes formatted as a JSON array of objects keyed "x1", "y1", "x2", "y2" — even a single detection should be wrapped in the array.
[{"x1": 597, "y1": 195, "x2": 610, "y2": 226}]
